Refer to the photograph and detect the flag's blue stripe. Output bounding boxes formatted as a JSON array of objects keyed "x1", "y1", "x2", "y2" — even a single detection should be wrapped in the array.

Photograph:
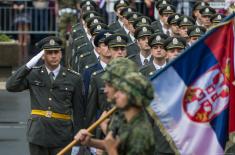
[
  {"x1": 172, "y1": 41, "x2": 218, "y2": 86},
  {"x1": 210, "y1": 108, "x2": 229, "y2": 149}
]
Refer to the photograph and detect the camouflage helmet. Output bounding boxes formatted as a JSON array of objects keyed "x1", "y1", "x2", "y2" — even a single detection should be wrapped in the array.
[
  {"x1": 102, "y1": 58, "x2": 138, "y2": 84},
  {"x1": 113, "y1": 72, "x2": 154, "y2": 107}
]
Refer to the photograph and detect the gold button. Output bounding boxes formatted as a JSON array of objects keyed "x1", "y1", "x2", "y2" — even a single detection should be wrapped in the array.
[{"x1": 49, "y1": 98, "x2": 52, "y2": 101}]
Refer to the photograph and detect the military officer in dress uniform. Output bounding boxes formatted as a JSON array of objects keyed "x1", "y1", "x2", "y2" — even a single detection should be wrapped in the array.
[
  {"x1": 187, "y1": 25, "x2": 206, "y2": 46},
  {"x1": 192, "y1": 2, "x2": 209, "y2": 27},
  {"x1": 167, "y1": 13, "x2": 182, "y2": 37},
  {"x1": 140, "y1": 33, "x2": 168, "y2": 77},
  {"x1": 199, "y1": 6, "x2": 216, "y2": 30},
  {"x1": 6, "y1": 36, "x2": 85, "y2": 155},
  {"x1": 82, "y1": 30, "x2": 114, "y2": 97},
  {"x1": 108, "y1": 0, "x2": 129, "y2": 31},
  {"x1": 164, "y1": 36, "x2": 187, "y2": 61},
  {"x1": 85, "y1": 34, "x2": 128, "y2": 129},
  {"x1": 176, "y1": 15, "x2": 195, "y2": 41},
  {"x1": 129, "y1": 25, "x2": 154, "y2": 68},
  {"x1": 210, "y1": 14, "x2": 226, "y2": 26}
]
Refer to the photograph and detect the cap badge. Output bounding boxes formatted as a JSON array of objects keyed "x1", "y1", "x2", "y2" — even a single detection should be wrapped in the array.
[
  {"x1": 175, "y1": 15, "x2": 179, "y2": 19},
  {"x1": 183, "y1": 17, "x2": 188, "y2": 23},
  {"x1": 90, "y1": 13, "x2": 94, "y2": 18},
  {"x1": 201, "y1": 2, "x2": 205, "y2": 6},
  {"x1": 196, "y1": 28, "x2": 200, "y2": 33},
  {"x1": 87, "y1": 6, "x2": 91, "y2": 10},
  {"x1": 156, "y1": 35, "x2": 161, "y2": 41},
  {"x1": 97, "y1": 25, "x2": 102, "y2": 30},
  {"x1": 120, "y1": 0, "x2": 125, "y2": 4},
  {"x1": 205, "y1": 8, "x2": 209, "y2": 13},
  {"x1": 104, "y1": 32, "x2": 111, "y2": 38},
  {"x1": 163, "y1": 1, "x2": 167, "y2": 4},
  {"x1": 86, "y1": 1, "x2": 91, "y2": 5},
  {"x1": 167, "y1": 6, "x2": 171, "y2": 10},
  {"x1": 173, "y1": 38, "x2": 178, "y2": 45},
  {"x1": 218, "y1": 15, "x2": 222, "y2": 20},
  {"x1": 49, "y1": 39, "x2": 55, "y2": 46},
  {"x1": 94, "y1": 19, "x2": 99, "y2": 24},
  {"x1": 142, "y1": 18, "x2": 147, "y2": 23},
  {"x1": 117, "y1": 36, "x2": 122, "y2": 42},
  {"x1": 142, "y1": 27, "x2": 147, "y2": 32},
  {"x1": 133, "y1": 14, "x2": 138, "y2": 19},
  {"x1": 128, "y1": 8, "x2": 132, "y2": 12}
]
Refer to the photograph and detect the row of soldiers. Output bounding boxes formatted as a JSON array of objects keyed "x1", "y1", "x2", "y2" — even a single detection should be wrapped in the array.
[{"x1": 65, "y1": 0, "x2": 228, "y2": 155}]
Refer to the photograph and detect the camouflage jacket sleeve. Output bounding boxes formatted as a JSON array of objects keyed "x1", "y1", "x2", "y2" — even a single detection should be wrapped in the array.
[{"x1": 6, "y1": 65, "x2": 30, "y2": 92}]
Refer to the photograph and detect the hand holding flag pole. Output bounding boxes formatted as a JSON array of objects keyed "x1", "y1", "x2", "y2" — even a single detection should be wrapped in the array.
[{"x1": 57, "y1": 106, "x2": 117, "y2": 155}]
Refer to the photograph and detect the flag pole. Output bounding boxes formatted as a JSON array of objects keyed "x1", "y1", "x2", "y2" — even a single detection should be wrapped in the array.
[{"x1": 57, "y1": 106, "x2": 117, "y2": 155}]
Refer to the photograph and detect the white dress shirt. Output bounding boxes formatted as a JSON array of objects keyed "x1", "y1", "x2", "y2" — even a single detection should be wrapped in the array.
[
  {"x1": 153, "y1": 61, "x2": 166, "y2": 70},
  {"x1": 46, "y1": 64, "x2": 61, "y2": 80},
  {"x1": 140, "y1": 53, "x2": 152, "y2": 65}
]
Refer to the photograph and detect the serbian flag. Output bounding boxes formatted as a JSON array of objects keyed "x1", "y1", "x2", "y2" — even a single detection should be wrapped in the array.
[{"x1": 150, "y1": 14, "x2": 235, "y2": 154}]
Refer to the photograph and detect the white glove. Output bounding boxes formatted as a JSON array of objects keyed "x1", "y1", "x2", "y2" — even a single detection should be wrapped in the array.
[{"x1": 26, "y1": 50, "x2": 44, "y2": 69}]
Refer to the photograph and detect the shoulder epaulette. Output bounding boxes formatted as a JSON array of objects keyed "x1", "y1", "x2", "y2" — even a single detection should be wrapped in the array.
[
  {"x1": 67, "y1": 68, "x2": 80, "y2": 76},
  {"x1": 32, "y1": 66, "x2": 42, "y2": 69},
  {"x1": 77, "y1": 42, "x2": 88, "y2": 50},
  {"x1": 80, "y1": 52, "x2": 91, "y2": 58},
  {"x1": 74, "y1": 36, "x2": 85, "y2": 41},
  {"x1": 92, "y1": 69, "x2": 104, "y2": 76},
  {"x1": 127, "y1": 42, "x2": 135, "y2": 46},
  {"x1": 139, "y1": 65, "x2": 149, "y2": 72},
  {"x1": 114, "y1": 28, "x2": 122, "y2": 33},
  {"x1": 85, "y1": 63, "x2": 97, "y2": 69},
  {"x1": 127, "y1": 54, "x2": 137, "y2": 59}
]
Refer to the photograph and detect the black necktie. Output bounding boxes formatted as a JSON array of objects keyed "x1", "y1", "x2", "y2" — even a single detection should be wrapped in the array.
[
  {"x1": 166, "y1": 30, "x2": 170, "y2": 36},
  {"x1": 144, "y1": 59, "x2": 148, "y2": 65},
  {"x1": 49, "y1": 72, "x2": 55, "y2": 83}
]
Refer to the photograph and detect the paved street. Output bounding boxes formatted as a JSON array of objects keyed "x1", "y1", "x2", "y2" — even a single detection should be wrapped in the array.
[{"x1": 0, "y1": 90, "x2": 30, "y2": 155}]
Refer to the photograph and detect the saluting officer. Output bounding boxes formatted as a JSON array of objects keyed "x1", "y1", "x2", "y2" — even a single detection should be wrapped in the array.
[{"x1": 6, "y1": 36, "x2": 85, "y2": 155}]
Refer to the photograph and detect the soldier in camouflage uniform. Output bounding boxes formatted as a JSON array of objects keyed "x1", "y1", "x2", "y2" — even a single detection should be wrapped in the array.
[
  {"x1": 6, "y1": 36, "x2": 85, "y2": 155},
  {"x1": 75, "y1": 72, "x2": 155, "y2": 155}
]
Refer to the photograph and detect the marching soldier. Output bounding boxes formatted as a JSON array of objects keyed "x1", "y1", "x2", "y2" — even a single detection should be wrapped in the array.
[
  {"x1": 75, "y1": 72, "x2": 155, "y2": 155},
  {"x1": 140, "y1": 33, "x2": 168, "y2": 77},
  {"x1": 6, "y1": 36, "x2": 85, "y2": 155},
  {"x1": 210, "y1": 14, "x2": 226, "y2": 26},
  {"x1": 192, "y1": 2, "x2": 209, "y2": 27}
]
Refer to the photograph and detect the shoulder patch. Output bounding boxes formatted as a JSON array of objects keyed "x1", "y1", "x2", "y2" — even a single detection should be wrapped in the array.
[{"x1": 67, "y1": 68, "x2": 80, "y2": 76}]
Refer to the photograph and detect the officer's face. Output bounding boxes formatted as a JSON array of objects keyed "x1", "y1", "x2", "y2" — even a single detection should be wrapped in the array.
[
  {"x1": 179, "y1": 26, "x2": 189, "y2": 38},
  {"x1": 43, "y1": 50, "x2": 62, "y2": 68},
  {"x1": 171, "y1": 24, "x2": 179, "y2": 35},
  {"x1": 151, "y1": 45, "x2": 167, "y2": 59},
  {"x1": 114, "y1": 90, "x2": 128, "y2": 108},
  {"x1": 137, "y1": 36, "x2": 150, "y2": 51},
  {"x1": 190, "y1": 36, "x2": 199, "y2": 44},
  {"x1": 167, "y1": 48, "x2": 182, "y2": 61},
  {"x1": 194, "y1": 10, "x2": 203, "y2": 23},
  {"x1": 162, "y1": 13, "x2": 171, "y2": 25},
  {"x1": 109, "y1": 46, "x2": 127, "y2": 58},
  {"x1": 128, "y1": 23, "x2": 135, "y2": 34},
  {"x1": 201, "y1": 15, "x2": 212, "y2": 28},
  {"x1": 104, "y1": 82, "x2": 117, "y2": 102},
  {"x1": 98, "y1": 43, "x2": 111, "y2": 58}
]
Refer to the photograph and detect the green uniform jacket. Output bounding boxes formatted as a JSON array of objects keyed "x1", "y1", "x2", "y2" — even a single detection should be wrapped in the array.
[
  {"x1": 6, "y1": 65, "x2": 85, "y2": 147},
  {"x1": 115, "y1": 110, "x2": 155, "y2": 155}
]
